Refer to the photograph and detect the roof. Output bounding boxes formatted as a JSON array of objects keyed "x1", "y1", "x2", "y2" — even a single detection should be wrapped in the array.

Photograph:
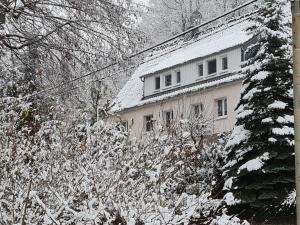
[{"x1": 111, "y1": 16, "x2": 253, "y2": 113}]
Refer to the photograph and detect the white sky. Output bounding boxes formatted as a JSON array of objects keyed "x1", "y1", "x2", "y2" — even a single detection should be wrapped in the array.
[{"x1": 134, "y1": 0, "x2": 149, "y2": 5}]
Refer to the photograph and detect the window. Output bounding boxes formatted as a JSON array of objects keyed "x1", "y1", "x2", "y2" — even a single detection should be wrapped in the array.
[
  {"x1": 165, "y1": 74, "x2": 172, "y2": 86},
  {"x1": 198, "y1": 64, "x2": 204, "y2": 77},
  {"x1": 144, "y1": 115, "x2": 154, "y2": 132},
  {"x1": 155, "y1": 76, "x2": 160, "y2": 90},
  {"x1": 176, "y1": 71, "x2": 181, "y2": 83},
  {"x1": 207, "y1": 59, "x2": 217, "y2": 75},
  {"x1": 192, "y1": 104, "x2": 204, "y2": 118},
  {"x1": 121, "y1": 121, "x2": 128, "y2": 131},
  {"x1": 241, "y1": 49, "x2": 245, "y2": 62},
  {"x1": 217, "y1": 98, "x2": 228, "y2": 117},
  {"x1": 164, "y1": 110, "x2": 173, "y2": 127},
  {"x1": 222, "y1": 57, "x2": 228, "y2": 70}
]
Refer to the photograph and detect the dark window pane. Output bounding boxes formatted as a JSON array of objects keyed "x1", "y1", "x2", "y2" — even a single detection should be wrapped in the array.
[
  {"x1": 218, "y1": 100, "x2": 223, "y2": 117},
  {"x1": 177, "y1": 71, "x2": 181, "y2": 83},
  {"x1": 155, "y1": 77, "x2": 160, "y2": 90},
  {"x1": 165, "y1": 111, "x2": 173, "y2": 127},
  {"x1": 198, "y1": 64, "x2": 203, "y2": 76},
  {"x1": 224, "y1": 98, "x2": 228, "y2": 115},
  {"x1": 241, "y1": 49, "x2": 245, "y2": 62},
  {"x1": 165, "y1": 75, "x2": 172, "y2": 86},
  {"x1": 194, "y1": 105, "x2": 199, "y2": 117},
  {"x1": 222, "y1": 57, "x2": 228, "y2": 70},
  {"x1": 208, "y1": 59, "x2": 217, "y2": 75},
  {"x1": 145, "y1": 115, "x2": 153, "y2": 131}
]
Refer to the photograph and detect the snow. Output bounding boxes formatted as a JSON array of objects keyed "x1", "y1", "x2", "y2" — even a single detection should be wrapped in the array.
[
  {"x1": 242, "y1": 87, "x2": 260, "y2": 100},
  {"x1": 251, "y1": 71, "x2": 270, "y2": 81},
  {"x1": 223, "y1": 192, "x2": 240, "y2": 206},
  {"x1": 262, "y1": 118, "x2": 273, "y2": 123},
  {"x1": 211, "y1": 213, "x2": 249, "y2": 225},
  {"x1": 140, "y1": 19, "x2": 252, "y2": 77},
  {"x1": 272, "y1": 126, "x2": 294, "y2": 136},
  {"x1": 111, "y1": 18, "x2": 253, "y2": 112},
  {"x1": 226, "y1": 125, "x2": 250, "y2": 148},
  {"x1": 268, "y1": 100, "x2": 287, "y2": 109},
  {"x1": 268, "y1": 137, "x2": 277, "y2": 143},
  {"x1": 223, "y1": 177, "x2": 233, "y2": 190},
  {"x1": 238, "y1": 152, "x2": 270, "y2": 173},
  {"x1": 237, "y1": 109, "x2": 253, "y2": 119},
  {"x1": 282, "y1": 189, "x2": 296, "y2": 207},
  {"x1": 276, "y1": 115, "x2": 294, "y2": 124}
]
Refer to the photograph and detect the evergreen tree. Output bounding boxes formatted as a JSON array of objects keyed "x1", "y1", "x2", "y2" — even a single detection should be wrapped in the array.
[{"x1": 223, "y1": 0, "x2": 295, "y2": 221}]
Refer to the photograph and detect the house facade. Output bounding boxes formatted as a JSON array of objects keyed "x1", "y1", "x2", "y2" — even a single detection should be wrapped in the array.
[{"x1": 111, "y1": 16, "x2": 254, "y2": 139}]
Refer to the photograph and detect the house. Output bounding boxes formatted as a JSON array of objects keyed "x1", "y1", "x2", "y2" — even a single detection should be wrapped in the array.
[{"x1": 111, "y1": 15, "x2": 254, "y2": 139}]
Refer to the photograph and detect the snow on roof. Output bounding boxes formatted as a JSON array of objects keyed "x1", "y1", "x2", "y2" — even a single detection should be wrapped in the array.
[{"x1": 111, "y1": 17, "x2": 253, "y2": 113}]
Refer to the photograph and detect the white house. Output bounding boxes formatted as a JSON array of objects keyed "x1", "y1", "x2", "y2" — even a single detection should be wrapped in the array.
[{"x1": 111, "y1": 15, "x2": 255, "y2": 139}]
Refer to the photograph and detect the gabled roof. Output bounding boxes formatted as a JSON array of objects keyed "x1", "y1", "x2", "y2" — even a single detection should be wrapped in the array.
[{"x1": 111, "y1": 15, "x2": 254, "y2": 113}]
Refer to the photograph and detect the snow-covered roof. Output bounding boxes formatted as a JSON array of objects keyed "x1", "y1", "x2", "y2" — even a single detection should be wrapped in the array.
[{"x1": 112, "y1": 16, "x2": 253, "y2": 113}]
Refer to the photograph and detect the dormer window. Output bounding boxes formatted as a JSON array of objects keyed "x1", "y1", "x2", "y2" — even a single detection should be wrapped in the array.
[
  {"x1": 176, "y1": 71, "x2": 181, "y2": 83},
  {"x1": 165, "y1": 74, "x2": 172, "y2": 87},
  {"x1": 222, "y1": 56, "x2": 228, "y2": 70},
  {"x1": 198, "y1": 64, "x2": 204, "y2": 77},
  {"x1": 208, "y1": 59, "x2": 217, "y2": 75},
  {"x1": 155, "y1": 76, "x2": 160, "y2": 90}
]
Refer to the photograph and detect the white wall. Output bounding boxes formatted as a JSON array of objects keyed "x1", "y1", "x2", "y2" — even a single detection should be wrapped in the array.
[{"x1": 144, "y1": 47, "x2": 242, "y2": 97}]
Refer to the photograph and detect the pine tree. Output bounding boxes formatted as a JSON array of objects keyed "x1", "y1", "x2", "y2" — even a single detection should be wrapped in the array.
[{"x1": 223, "y1": 0, "x2": 295, "y2": 221}]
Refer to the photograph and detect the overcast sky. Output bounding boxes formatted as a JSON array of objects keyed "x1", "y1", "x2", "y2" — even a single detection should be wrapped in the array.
[{"x1": 135, "y1": 0, "x2": 149, "y2": 5}]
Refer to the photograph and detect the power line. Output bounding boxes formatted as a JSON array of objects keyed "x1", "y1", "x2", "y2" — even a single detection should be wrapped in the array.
[{"x1": 15, "y1": 0, "x2": 258, "y2": 102}]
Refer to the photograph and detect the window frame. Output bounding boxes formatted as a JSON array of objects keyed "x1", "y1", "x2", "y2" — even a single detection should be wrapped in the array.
[
  {"x1": 155, "y1": 76, "x2": 161, "y2": 90},
  {"x1": 165, "y1": 74, "x2": 172, "y2": 87},
  {"x1": 216, "y1": 98, "x2": 228, "y2": 118},
  {"x1": 207, "y1": 58, "x2": 217, "y2": 76}
]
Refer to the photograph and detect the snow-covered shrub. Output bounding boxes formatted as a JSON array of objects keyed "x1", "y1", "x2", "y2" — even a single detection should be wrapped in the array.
[{"x1": 0, "y1": 62, "x2": 240, "y2": 224}]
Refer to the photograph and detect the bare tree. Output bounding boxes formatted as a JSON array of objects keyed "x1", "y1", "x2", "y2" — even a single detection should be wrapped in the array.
[{"x1": 0, "y1": 0, "x2": 143, "y2": 107}]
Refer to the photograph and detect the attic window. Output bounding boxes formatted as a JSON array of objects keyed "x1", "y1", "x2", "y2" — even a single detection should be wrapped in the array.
[
  {"x1": 222, "y1": 57, "x2": 228, "y2": 70},
  {"x1": 155, "y1": 76, "x2": 160, "y2": 90},
  {"x1": 208, "y1": 59, "x2": 217, "y2": 75},
  {"x1": 176, "y1": 71, "x2": 181, "y2": 83},
  {"x1": 165, "y1": 74, "x2": 172, "y2": 86},
  {"x1": 198, "y1": 64, "x2": 204, "y2": 77}
]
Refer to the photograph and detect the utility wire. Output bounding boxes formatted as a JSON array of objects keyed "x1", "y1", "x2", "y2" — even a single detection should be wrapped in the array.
[{"x1": 14, "y1": 0, "x2": 258, "y2": 101}]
